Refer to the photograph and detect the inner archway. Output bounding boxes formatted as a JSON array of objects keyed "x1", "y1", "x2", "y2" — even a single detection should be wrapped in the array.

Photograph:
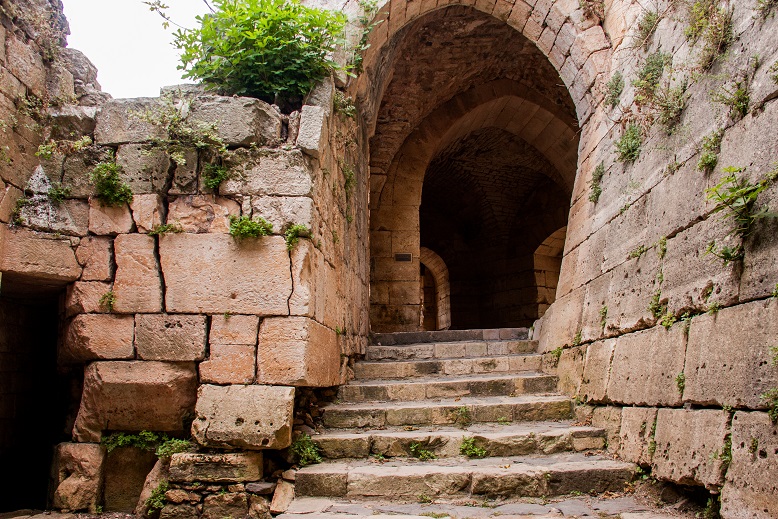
[{"x1": 359, "y1": 0, "x2": 605, "y2": 332}]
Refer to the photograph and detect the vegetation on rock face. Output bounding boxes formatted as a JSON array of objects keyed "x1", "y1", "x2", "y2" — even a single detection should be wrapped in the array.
[
  {"x1": 616, "y1": 124, "x2": 642, "y2": 163},
  {"x1": 167, "y1": 0, "x2": 347, "y2": 105},
  {"x1": 290, "y1": 433, "x2": 323, "y2": 466},
  {"x1": 90, "y1": 161, "x2": 133, "y2": 207},
  {"x1": 605, "y1": 72, "x2": 624, "y2": 108},
  {"x1": 229, "y1": 215, "x2": 273, "y2": 239},
  {"x1": 589, "y1": 162, "x2": 605, "y2": 203},
  {"x1": 284, "y1": 223, "x2": 310, "y2": 250}
]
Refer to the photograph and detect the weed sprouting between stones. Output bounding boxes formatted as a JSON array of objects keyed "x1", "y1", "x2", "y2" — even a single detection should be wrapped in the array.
[
  {"x1": 229, "y1": 215, "x2": 273, "y2": 239},
  {"x1": 291, "y1": 433, "x2": 323, "y2": 466}
]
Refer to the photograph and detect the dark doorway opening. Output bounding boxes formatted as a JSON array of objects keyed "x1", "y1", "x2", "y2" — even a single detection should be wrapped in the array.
[{"x1": 0, "y1": 274, "x2": 71, "y2": 512}]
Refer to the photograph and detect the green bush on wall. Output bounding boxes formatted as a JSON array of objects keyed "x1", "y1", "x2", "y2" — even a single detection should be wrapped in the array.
[{"x1": 172, "y1": 0, "x2": 347, "y2": 105}]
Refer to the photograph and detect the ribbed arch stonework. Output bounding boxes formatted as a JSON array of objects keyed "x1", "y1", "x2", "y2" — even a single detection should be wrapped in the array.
[{"x1": 356, "y1": 0, "x2": 612, "y2": 331}]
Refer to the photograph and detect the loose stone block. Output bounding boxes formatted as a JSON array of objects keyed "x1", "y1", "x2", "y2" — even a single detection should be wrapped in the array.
[
  {"x1": 192, "y1": 384, "x2": 294, "y2": 450},
  {"x1": 556, "y1": 345, "x2": 585, "y2": 397},
  {"x1": 51, "y1": 442, "x2": 105, "y2": 512},
  {"x1": 73, "y1": 361, "x2": 198, "y2": 442},
  {"x1": 168, "y1": 195, "x2": 239, "y2": 233},
  {"x1": 75, "y1": 235, "x2": 113, "y2": 281},
  {"x1": 619, "y1": 407, "x2": 658, "y2": 466},
  {"x1": 652, "y1": 408, "x2": 729, "y2": 489},
  {"x1": 116, "y1": 144, "x2": 171, "y2": 194},
  {"x1": 188, "y1": 95, "x2": 282, "y2": 146},
  {"x1": 257, "y1": 316, "x2": 340, "y2": 387},
  {"x1": 49, "y1": 104, "x2": 98, "y2": 141},
  {"x1": 209, "y1": 314, "x2": 260, "y2": 345},
  {"x1": 169, "y1": 452, "x2": 263, "y2": 483},
  {"x1": 159, "y1": 233, "x2": 292, "y2": 315},
  {"x1": 130, "y1": 193, "x2": 165, "y2": 233},
  {"x1": 88, "y1": 198, "x2": 134, "y2": 235},
  {"x1": 113, "y1": 234, "x2": 163, "y2": 313},
  {"x1": 199, "y1": 344, "x2": 256, "y2": 385},
  {"x1": 0, "y1": 226, "x2": 81, "y2": 282},
  {"x1": 62, "y1": 314, "x2": 135, "y2": 362},
  {"x1": 606, "y1": 325, "x2": 685, "y2": 407},
  {"x1": 94, "y1": 98, "x2": 167, "y2": 145},
  {"x1": 135, "y1": 314, "x2": 207, "y2": 361},
  {"x1": 296, "y1": 104, "x2": 328, "y2": 158},
  {"x1": 720, "y1": 411, "x2": 778, "y2": 519},
  {"x1": 269, "y1": 480, "x2": 295, "y2": 514},
  {"x1": 685, "y1": 300, "x2": 778, "y2": 409}
]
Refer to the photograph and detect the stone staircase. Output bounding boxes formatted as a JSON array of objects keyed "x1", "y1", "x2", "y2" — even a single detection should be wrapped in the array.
[{"x1": 296, "y1": 329, "x2": 636, "y2": 501}]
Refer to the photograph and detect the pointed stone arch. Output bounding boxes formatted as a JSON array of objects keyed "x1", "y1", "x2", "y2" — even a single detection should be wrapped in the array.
[{"x1": 420, "y1": 246, "x2": 451, "y2": 330}]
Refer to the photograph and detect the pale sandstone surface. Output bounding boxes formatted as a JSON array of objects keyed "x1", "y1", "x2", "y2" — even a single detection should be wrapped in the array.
[
  {"x1": 209, "y1": 314, "x2": 260, "y2": 345},
  {"x1": 51, "y1": 442, "x2": 105, "y2": 512},
  {"x1": 168, "y1": 195, "x2": 239, "y2": 233},
  {"x1": 199, "y1": 343, "x2": 256, "y2": 385},
  {"x1": 169, "y1": 452, "x2": 263, "y2": 483},
  {"x1": 188, "y1": 95, "x2": 283, "y2": 146},
  {"x1": 129, "y1": 193, "x2": 165, "y2": 233},
  {"x1": 65, "y1": 280, "x2": 112, "y2": 316},
  {"x1": 112, "y1": 233, "x2": 163, "y2": 313},
  {"x1": 618, "y1": 407, "x2": 657, "y2": 466},
  {"x1": 94, "y1": 98, "x2": 167, "y2": 145},
  {"x1": 62, "y1": 313, "x2": 135, "y2": 362},
  {"x1": 88, "y1": 198, "x2": 134, "y2": 236},
  {"x1": 75, "y1": 235, "x2": 113, "y2": 281},
  {"x1": 135, "y1": 314, "x2": 207, "y2": 361},
  {"x1": 0, "y1": 226, "x2": 81, "y2": 282},
  {"x1": 116, "y1": 145, "x2": 171, "y2": 194},
  {"x1": 192, "y1": 384, "x2": 295, "y2": 450}
]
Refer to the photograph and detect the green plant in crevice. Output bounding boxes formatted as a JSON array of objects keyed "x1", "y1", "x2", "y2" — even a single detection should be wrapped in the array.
[
  {"x1": 101, "y1": 431, "x2": 163, "y2": 452},
  {"x1": 35, "y1": 135, "x2": 93, "y2": 160},
  {"x1": 705, "y1": 166, "x2": 775, "y2": 238},
  {"x1": 409, "y1": 442, "x2": 437, "y2": 461},
  {"x1": 628, "y1": 244, "x2": 648, "y2": 259},
  {"x1": 47, "y1": 183, "x2": 71, "y2": 205},
  {"x1": 572, "y1": 329, "x2": 583, "y2": 346},
  {"x1": 460, "y1": 437, "x2": 488, "y2": 459},
  {"x1": 164, "y1": 0, "x2": 348, "y2": 105},
  {"x1": 589, "y1": 162, "x2": 605, "y2": 203},
  {"x1": 605, "y1": 72, "x2": 624, "y2": 108},
  {"x1": 711, "y1": 79, "x2": 750, "y2": 120},
  {"x1": 633, "y1": 52, "x2": 670, "y2": 105},
  {"x1": 705, "y1": 241, "x2": 744, "y2": 266},
  {"x1": 770, "y1": 344, "x2": 778, "y2": 366},
  {"x1": 655, "y1": 81, "x2": 688, "y2": 131},
  {"x1": 675, "y1": 372, "x2": 686, "y2": 394},
  {"x1": 648, "y1": 289, "x2": 666, "y2": 319},
  {"x1": 99, "y1": 291, "x2": 116, "y2": 312},
  {"x1": 148, "y1": 223, "x2": 183, "y2": 236},
  {"x1": 660, "y1": 311, "x2": 677, "y2": 329},
  {"x1": 599, "y1": 305, "x2": 608, "y2": 330},
  {"x1": 145, "y1": 480, "x2": 169, "y2": 516},
  {"x1": 351, "y1": 0, "x2": 383, "y2": 75},
  {"x1": 10, "y1": 197, "x2": 31, "y2": 226},
  {"x1": 762, "y1": 388, "x2": 778, "y2": 423},
  {"x1": 284, "y1": 223, "x2": 310, "y2": 250},
  {"x1": 636, "y1": 10, "x2": 661, "y2": 50},
  {"x1": 291, "y1": 434, "x2": 323, "y2": 466},
  {"x1": 657, "y1": 236, "x2": 667, "y2": 259},
  {"x1": 90, "y1": 161, "x2": 133, "y2": 207},
  {"x1": 451, "y1": 406, "x2": 472, "y2": 428},
  {"x1": 155, "y1": 438, "x2": 193, "y2": 458},
  {"x1": 697, "y1": 129, "x2": 724, "y2": 173},
  {"x1": 334, "y1": 90, "x2": 357, "y2": 118},
  {"x1": 616, "y1": 124, "x2": 642, "y2": 163},
  {"x1": 748, "y1": 437, "x2": 759, "y2": 454},
  {"x1": 770, "y1": 61, "x2": 778, "y2": 84},
  {"x1": 686, "y1": 0, "x2": 733, "y2": 71},
  {"x1": 756, "y1": 0, "x2": 778, "y2": 19},
  {"x1": 706, "y1": 301, "x2": 722, "y2": 314},
  {"x1": 550, "y1": 347, "x2": 563, "y2": 365},
  {"x1": 710, "y1": 434, "x2": 733, "y2": 466},
  {"x1": 229, "y1": 215, "x2": 273, "y2": 239},
  {"x1": 579, "y1": 0, "x2": 605, "y2": 20},
  {"x1": 341, "y1": 161, "x2": 356, "y2": 199},
  {"x1": 202, "y1": 163, "x2": 230, "y2": 190}
]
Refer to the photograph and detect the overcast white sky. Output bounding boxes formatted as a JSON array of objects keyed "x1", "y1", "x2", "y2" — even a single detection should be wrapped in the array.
[{"x1": 62, "y1": 0, "x2": 212, "y2": 99}]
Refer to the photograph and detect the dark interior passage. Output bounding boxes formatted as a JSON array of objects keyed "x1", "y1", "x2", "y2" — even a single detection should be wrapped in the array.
[{"x1": 0, "y1": 276, "x2": 70, "y2": 511}]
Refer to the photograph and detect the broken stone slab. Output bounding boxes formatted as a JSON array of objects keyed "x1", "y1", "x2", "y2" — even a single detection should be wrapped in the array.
[
  {"x1": 169, "y1": 452, "x2": 263, "y2": 483},
  {"x1": 64, "y1": 280, "x2": 112, "y2": 316},
  {"x1": 188, "y1": 95, "x2": 283, "y2": 147},
  {"x1": 129, "y1": 193, "x2": 164, "y2": 233},
  {"x1": 51, "y1": 442, "x2": 105, "y2": 513},
  {"x1": 257, "y1": 316, "x2": 340, "y2": 387},
  {"x1": 73, "y1": 361, "x2": 197, "y2": 442},
  {"x1": 75, "y1": 235, "x2": 113, "y2": 281},
  {"x1": 135, "y1": 458, "x2": 170, "y2": 516},
  {"x1": 103, "y1": 446, "x2": 158, "y2": 512},
  {"x1": 167, "y1": 195, "x2": 239, "y2": 234},
  {"x1": 269, "y1": 480, "x2": 295, "y2": 515},
  {"x1": 0, "y1": 226, "x2": 81, "y2": 282},
  {"x1": 112, "y1": 233, "x2": 163, "y2": 313},
  {"x1": 192, "y1": 384, "x2": 294, "y2": 450},
  {"x1": 246, "y1": 482, "x2": 277, "y2": 495},
  {"x1": 61, "y1": 313, "x2": 135, "y2": 363},
  {"x1": 135, "y1": 314, "x2": 207, "y2": 362},
  {"x1": 159, "y1": 233, "x2": 292, "y2": 315},
  {"x1": 94, "y1": 98, "x2": 167, "y2": 145},
  {"x1": 296, "y1": 105, "x2": 328, "y2": 158}
]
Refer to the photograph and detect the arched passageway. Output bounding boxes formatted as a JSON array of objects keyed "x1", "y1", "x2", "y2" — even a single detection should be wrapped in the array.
[{"x1": 358, "y1": 0, "x2": 609, "y2": 332}]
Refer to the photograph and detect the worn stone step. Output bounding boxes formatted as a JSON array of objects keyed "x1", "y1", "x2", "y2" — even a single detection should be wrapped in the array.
[
  {"x1": 295, "y1": 453, "x2": 636, "y2": 499},
  {"x1": 354, "y1": 353, "x2": 542, "y2": 379},
  {"x1": 321, "y1": 395, "x2": 573, "y2": 429},
  {"x1": 312, "y1": 422, "x2": 607, "y2": 459},
  {"x1": 365, "y1": 340, "x2": 537, "y2": 361},
  {"x1": 371, "y1": 328, "x2": 529, "y2": 346},
  {"x1": 338, "y1": 372, "x2": 557, "y2": 403}
]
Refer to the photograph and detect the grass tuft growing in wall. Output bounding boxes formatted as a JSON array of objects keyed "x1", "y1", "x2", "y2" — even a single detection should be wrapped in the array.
[{"x1": 616, "y1": 124, "x2": 642, "y2": 163}]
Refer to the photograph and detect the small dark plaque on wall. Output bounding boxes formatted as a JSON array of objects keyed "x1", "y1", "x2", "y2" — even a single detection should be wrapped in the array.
[{"x1": 395, "y1": 253, "x2": 413, "y2": 262}]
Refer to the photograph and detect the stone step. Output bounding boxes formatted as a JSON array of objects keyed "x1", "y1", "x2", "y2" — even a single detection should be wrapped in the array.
[
  {"x1": 338, "y1": 372, "x2": 557, "y2": 403},
  {"x1": 365, "y1": 340, "x2": 537, "y2": 361},
  {"x1": 321, "y1": 395, "x2": 573, "y2": 429},
  {"x1": 295, "y1": 453, "x2": 636, "y2": 499},
  {"x1": 312, "y1": 422, "x2": 607, "y2": 460},
  {"x1": 371, "y1": 328, "x2": 529, "y2": 346},
  {"x1": 354, "y1": 353, "x2": 542, "y2": 379}
]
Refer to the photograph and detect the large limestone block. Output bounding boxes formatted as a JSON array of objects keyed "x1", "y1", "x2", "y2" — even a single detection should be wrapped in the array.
[
  {"x1": 52, "y1": 442, "x2": 105, "y2": 512},
  {"x1": 221, "y1": 150, "x2": 313, "y2": 197},
  {"x1": 73, "y1": 361, "x2": 198, "y2": 442},
  {"x1": 556, "y1": 345, "x2": 585, "y2": 397},
  {"x1": 296, "y1": 104, "x2": 328, "y2": 158},
  {"x1": 257, "y1": 316, "x2": 340, "y2": 386},
  {"x1": 49, "y1": 104, "x2": 98, "y2": 141},
  {"x1": 168, "y1": 195, "x2": 239, "y2": 233},
  {"x1": 209, "y1": 314, "x2": 260, "y2": 345},
  {"x1": 159, "y1": 233, "x2": 292, "y2": 315},
  {"x1": 202, "y1": 492, "x2": 249, "y2": 519},
  {"x1": 135, "y1": 314, "x2": 207, "y2": 361},
  {"x1": 75, "y1": 235, "x2": 114, "y2": 281},
  {"x1": 289, "y1": 240, "x2": 327, "y2": 319},
  {"x1": 606, "y1": 325, "x2": 685, "y2": 407},
  {"x1": 88, "y1": 198, "x2": 134, "y2": 236},
  {"x1": 199, "y1": 344, "x2": 256, "y2": 384},
  {"x1": 94, "y1": 98, "x2": 167, "y2": 145},
  {"x1": 116, "y1": 145, "x2": 171, "y2": 194},
  {"x1": 720, "y1": 412, "x2": 778, "y2": 519},
  {"x1": 619, "y1": 407, "x2": 657, "y2": 466},
  {"x1": 579, "y1": 339, "x2": 616, "y2": 403},
  {"x1": 652, "y1": 409, "x2": 729, "y2": 489},
  {"x1": 192, "y1": 384, "x2": 294, "y2": 450},
  {"x1": 592, "y1": 406, "x2": 622, "y2": 455},
  {"x1": 251, "y1": 195, "x2": 315, "y2": 232},
  {"x1": 113, "y1": 234, "x2": 163, "y2": 313},
  {"x1": 685, "y1": 300, "x2": 778, "y2": 409},
  {"x1": 62, "y1": 146, "x2": 115, "y2": 199},
  {"x1": 169, "y1": 452, "x2": 263, "y2": 483},
  {"x1": 65, "y1": 281, "x2": 113, "y2": 316},
  {"x1": 6, "y1": 34, "x2": 46, "y2": 97},
  {"x1": 188, "y1": 95, "x2": 282, "y2": 146},
  {"x1": 62, "y1": 314, "x2": 135, "y2": 362},
  {"x1": 0, "y1": 226, "x2": 81, "y2": 282}
]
